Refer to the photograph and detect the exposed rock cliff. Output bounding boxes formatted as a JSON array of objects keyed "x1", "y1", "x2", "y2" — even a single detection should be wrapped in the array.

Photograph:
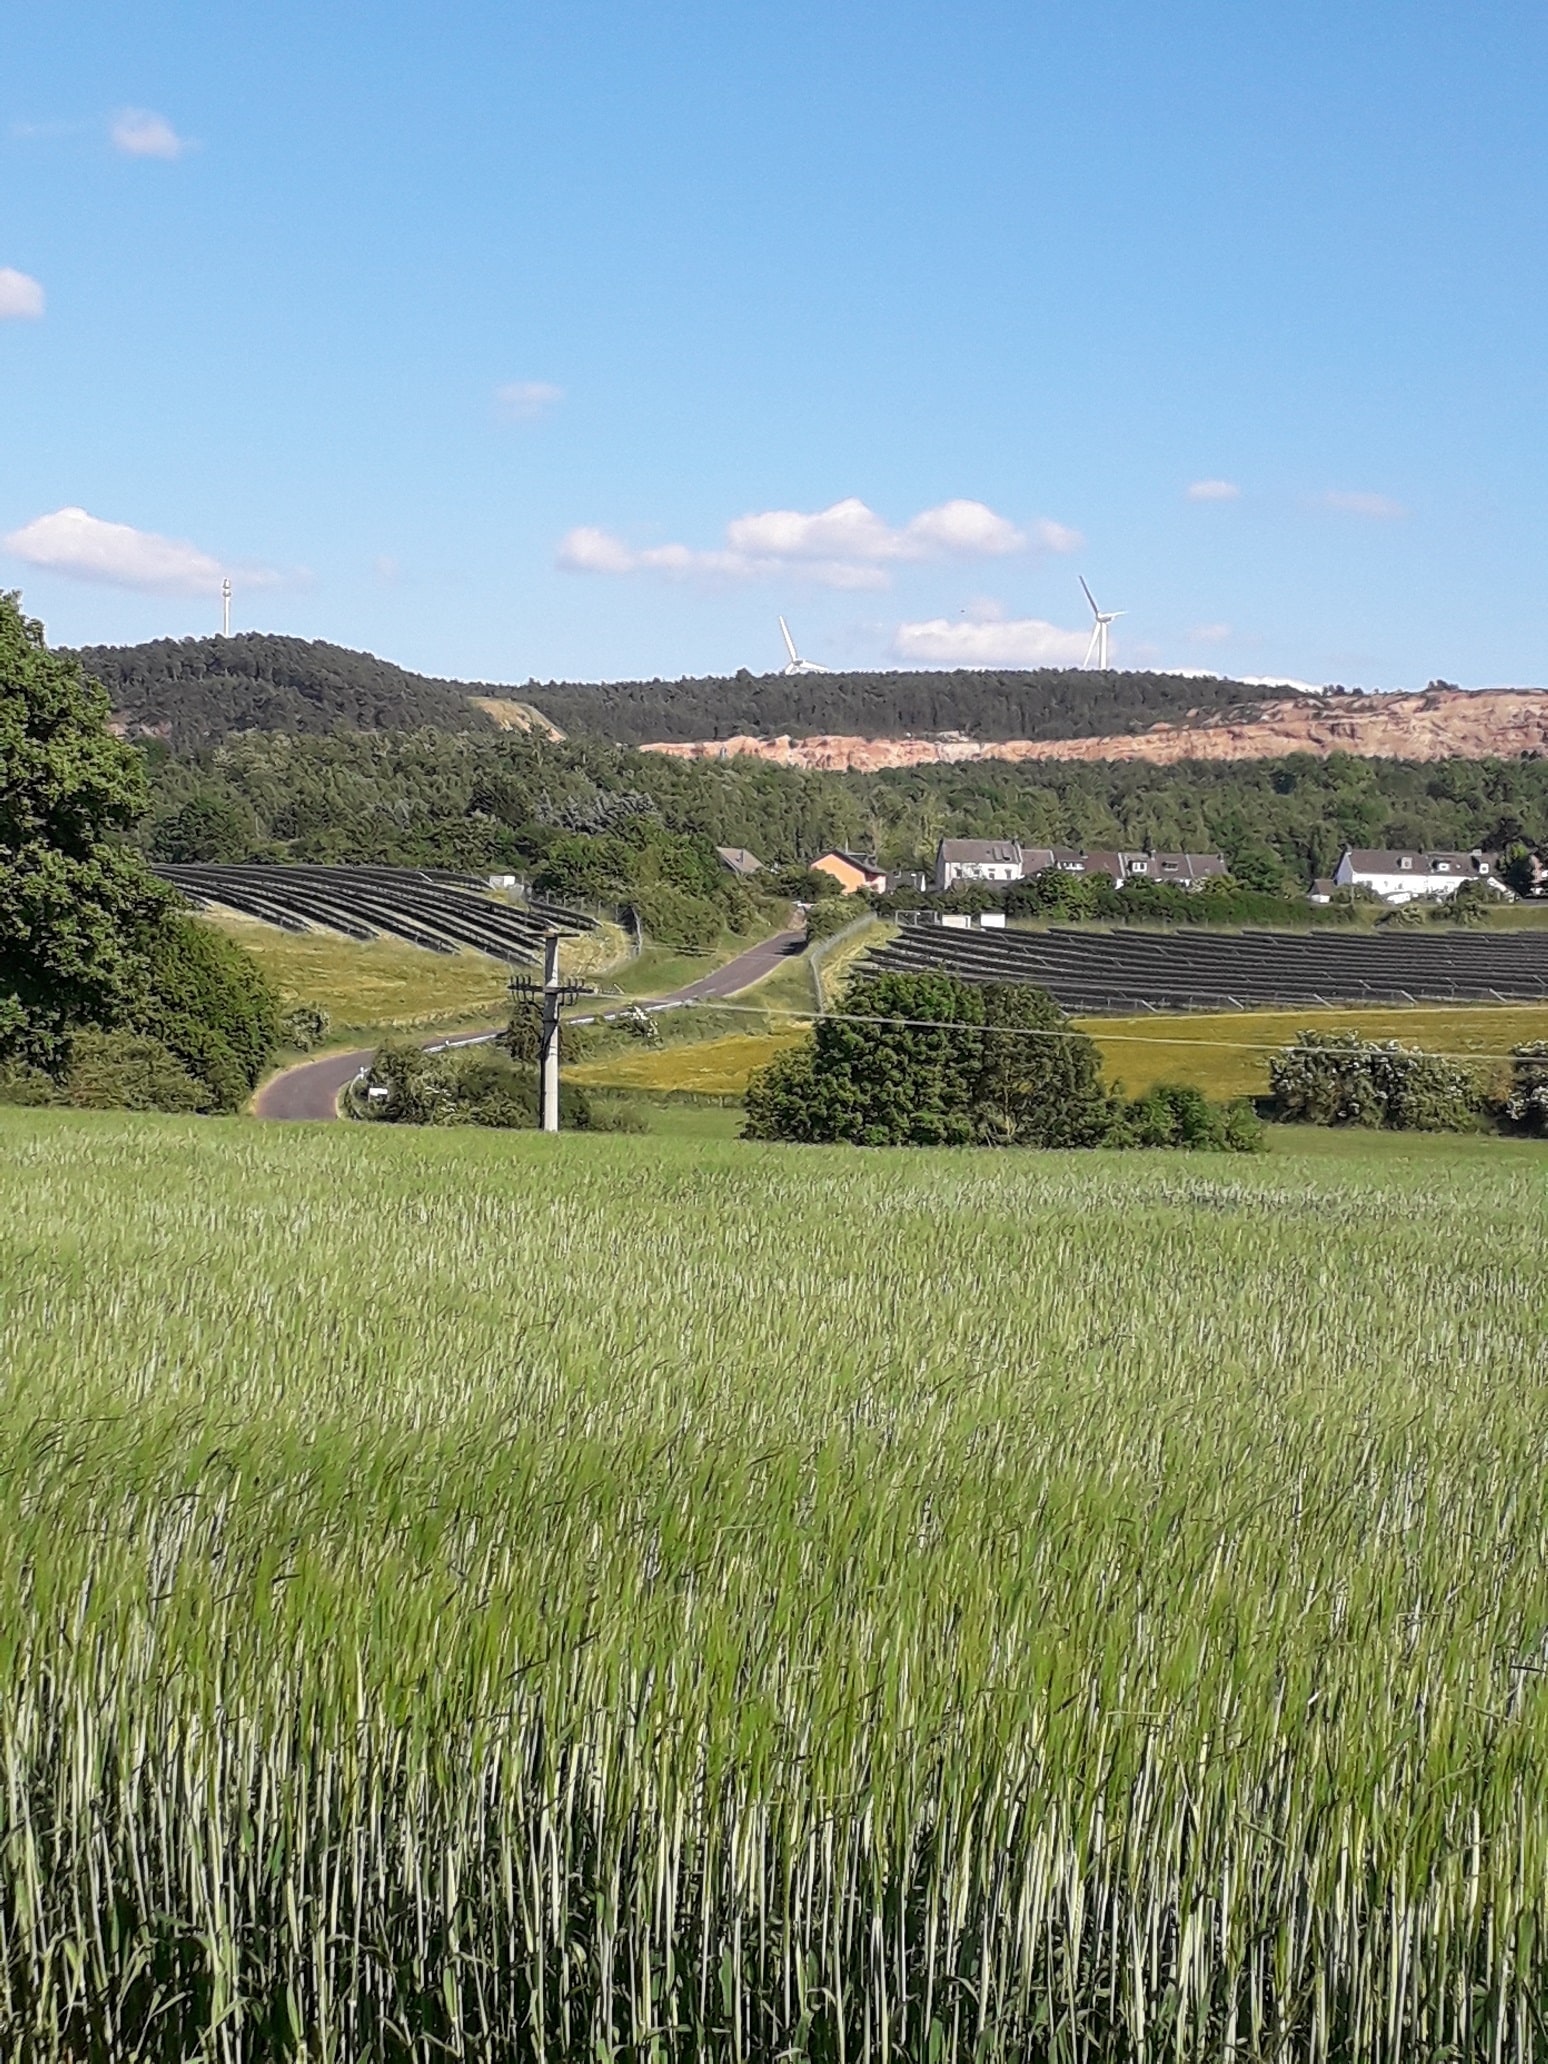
[{"x1": 641, "y1": 687, "x2": 1548, "y2": 770}]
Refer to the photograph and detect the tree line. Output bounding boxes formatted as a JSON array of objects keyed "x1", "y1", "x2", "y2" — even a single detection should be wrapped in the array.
[{"x1": 136, "y1": 723, "x2": 1548, "y2": 897}]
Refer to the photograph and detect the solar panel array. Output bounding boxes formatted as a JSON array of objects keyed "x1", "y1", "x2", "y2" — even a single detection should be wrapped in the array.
[
  {"x1": 869, "y1": 919, "x2": 1548, "y2": 1013},
  {"x1": 157, "y1": 864, "x2": 593, "y2": 964}
]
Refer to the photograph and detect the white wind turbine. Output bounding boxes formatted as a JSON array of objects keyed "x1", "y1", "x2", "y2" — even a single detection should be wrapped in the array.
[
  {"x1": 779, "y1": 616, "x2": 831, "y2": 676},
  {"x1": 1080, "y1": 577, "x2": 1123, "y2": 670}
]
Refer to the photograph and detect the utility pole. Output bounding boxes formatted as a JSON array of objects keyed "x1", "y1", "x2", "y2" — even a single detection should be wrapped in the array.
[
  {"x1": 509, "y1": 931, "x2": 595, "y2": 1133},
  {"x1": 221, "y1": 577, "x2": 231, "y2": 638}
]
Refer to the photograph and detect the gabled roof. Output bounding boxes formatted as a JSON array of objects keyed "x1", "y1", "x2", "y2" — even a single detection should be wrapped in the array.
[
  {"x1": 938, "y1": 838, "x2": 1023, "y2": 864},
  {"x1": 1343, "y1": 848, "x2": 1492, "y2": 874},
  {"x1": 715, "y1": 846, "x2": 763, "y2": 875},
  {"x1": 813, "y1": 848, "x2": 886, "y2": 875}
]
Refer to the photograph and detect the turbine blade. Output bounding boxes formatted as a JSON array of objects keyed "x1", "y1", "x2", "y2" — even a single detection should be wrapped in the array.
[
  {"x1": 779, "y1": 616, "x2": 799, "y2": 663},
  {"x1": 1079, "y1": 575, "x2": 1100, "y2": 618}
]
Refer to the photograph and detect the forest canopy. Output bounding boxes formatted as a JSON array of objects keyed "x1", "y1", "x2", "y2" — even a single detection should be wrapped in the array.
[{"x1": 70, "y1": 631, "x2": 1308, "y2": 750}]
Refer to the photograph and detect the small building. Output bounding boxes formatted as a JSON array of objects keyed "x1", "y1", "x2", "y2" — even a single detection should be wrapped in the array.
[
  {"x1": 810, "y1": 849, "x2": 888, "y2": 896},
  {"x1": 1120, "y1": 851, "x2": 1230, "y2": 891},
  {"x1": 934, "y1": 838, "x2": 1025, "y2": 891},
  {"x1": 715, "y1": 846, "x2": 763, "y2": 877},
  {"x1": 1332, "y1": 847, "x2": 1505, "y2": 903}
]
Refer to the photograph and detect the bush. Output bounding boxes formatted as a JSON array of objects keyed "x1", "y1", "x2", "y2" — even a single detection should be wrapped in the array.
[
  {"x1": 1115, "y1": 1082, "x2": 1265, "y2": 1152},
  {"x1": 0, "y1": 1060, "x2": 63, "y2": 1106},
  {"x1": 352, "y1": 1041, "x2": 599, "y2": 1130},
  {"x1": 633, "y1": 885, "x2": 722, "y2": 951},
  {"x1": 1502, "y1": 1043, "x2": 1548, "y2": 1135},
  {"x1": 804, "y1": 898, "x2": 860, "y2": 947},
  {"x1": 1270, "y1": 1031, "x2": 1482, "y2": 1131},
  {"x1": 282, "y1": 1003, "x2": 331, "y2": 1052},
  {"x1": 64, "y1": 1031, "x2": 209, "y2": 1113}
]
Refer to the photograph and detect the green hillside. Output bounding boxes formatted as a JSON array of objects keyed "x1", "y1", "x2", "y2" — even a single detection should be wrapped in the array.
[{"x1": 72, "y1": 630, "x2": 1305, "y2": 749}]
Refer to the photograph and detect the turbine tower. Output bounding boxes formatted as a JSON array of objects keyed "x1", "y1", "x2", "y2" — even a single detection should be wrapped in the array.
[
  {"x1": 1080, "y1": 577, "x2": 1123, "y2": 670},
  {"x1": 779, "y1": 616, "x2": 831, "y2": 676},
  {"x1": 221, "y1": 577, "x2": 231, "y2": 638}
]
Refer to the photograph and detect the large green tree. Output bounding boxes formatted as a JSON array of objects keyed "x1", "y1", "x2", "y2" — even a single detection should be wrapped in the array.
[
  {"x1": 0, "y1": 593, "x2": 174, "y2": 1066},
  {"x1": 1, "y1": 594, "x2": 280, "y2": 1101}
]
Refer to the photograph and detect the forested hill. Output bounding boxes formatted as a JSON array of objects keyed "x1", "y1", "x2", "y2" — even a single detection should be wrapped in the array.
[
  {"x1": 71, "y1": 632, "x2": 1301, "y2": 749},
  {"x1": 73, "y1": 634, "x2": 498, "y2": 749}
]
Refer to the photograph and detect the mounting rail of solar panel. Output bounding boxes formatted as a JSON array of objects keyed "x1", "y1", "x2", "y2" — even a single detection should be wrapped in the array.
[
  {"x1": 869, "y1": 919, "x2": 1548, "y2": 1011},
  {"x1": 156, "y1": 863, "x2": 593, "y2": 963}
]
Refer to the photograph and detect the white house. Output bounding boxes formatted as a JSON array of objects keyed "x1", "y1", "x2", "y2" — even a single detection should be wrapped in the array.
[
  {"x1": 934, "y1": 838, "x2": 1024, "y2": 891},
  {"x1": 1332, "y1": 847, "x2": 1505, "y2": 903},
  {"x1": 1118, "y1": 851, "x2": 1230, "y2": 890}
]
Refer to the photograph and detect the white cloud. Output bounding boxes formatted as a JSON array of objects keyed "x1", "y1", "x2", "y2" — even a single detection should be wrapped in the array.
[
  {"x1": 496, "y1": 380, "x2": 564, "y2": 423},
  {"x1": 1187, "y1": 479, "x2": 1240, "y2": 502},
  {"x1": 892, "y1": 615, "x2": 1090, "y2": 667},
  {"x1": 110, "y1": 109, "x2": 189, "y2": 159},
  {"x1": 3, "y1": 506, "x2": 276, "y2": 595},
  {"x1": 1320, "y1": 489, "x2": 1407, "y2": 520},
  {"x1": 1189, "y1": 622, "x2": 1232, "y2": 644},
  {"x1": 0, "y1": 268, "x2": 45, "y2": 320},
  {"x1": 558, "y1": 496, "x2": 1073, "y2": 589}
]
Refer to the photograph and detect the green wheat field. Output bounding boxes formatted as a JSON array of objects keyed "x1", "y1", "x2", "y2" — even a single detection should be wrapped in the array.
[{"x1": 4, "y1": 1108, "x2": 1548, "y2": 2060}]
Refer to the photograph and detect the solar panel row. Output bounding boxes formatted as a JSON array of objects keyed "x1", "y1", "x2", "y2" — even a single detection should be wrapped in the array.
[
  {"x1": 156, "y1": 864, "x2": 593, "y2": 965},
  {"x1": 868, "y1": 920, "x2": 1548, "y2": 1013}
]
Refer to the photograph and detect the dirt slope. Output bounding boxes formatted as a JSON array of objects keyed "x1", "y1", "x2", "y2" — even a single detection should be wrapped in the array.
[{"x1": 641, "y1": 686, "x2": 1548, "y2": 771}]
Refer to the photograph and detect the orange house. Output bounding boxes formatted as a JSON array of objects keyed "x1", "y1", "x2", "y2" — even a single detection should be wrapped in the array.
[{"x1": 809, "y1": 849, "x2": 887, "y2": 895}]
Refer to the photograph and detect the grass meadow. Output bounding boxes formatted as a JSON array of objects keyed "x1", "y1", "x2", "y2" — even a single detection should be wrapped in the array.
[{"x1": 3, "y1": 1109, "x2": 1548, "y2": 2058}]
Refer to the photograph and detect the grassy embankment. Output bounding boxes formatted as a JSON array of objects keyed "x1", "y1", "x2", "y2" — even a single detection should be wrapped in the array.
[{"x1": 4, "y1": 1108, "x2": 1548, "y2": 2058}]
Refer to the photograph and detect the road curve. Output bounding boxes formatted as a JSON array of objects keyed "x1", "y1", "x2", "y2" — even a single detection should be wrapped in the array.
[{"x1": 251, "y1": 928, "x2": 809, "y2": 1122}]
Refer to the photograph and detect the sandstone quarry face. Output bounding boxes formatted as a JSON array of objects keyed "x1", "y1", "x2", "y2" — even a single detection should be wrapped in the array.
[{"x1": 640, "y1": 687, "x2": 1548, "y2": 771}]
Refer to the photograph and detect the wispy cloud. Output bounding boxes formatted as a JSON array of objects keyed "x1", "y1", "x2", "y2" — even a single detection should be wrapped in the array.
[
  {"x1": 110, "y1": 109, "x2": 190, "y2": 160},
  {"x1": 0, "y1": 268, "x2": 45, "y2": 320},
  {"x1": 3, "y1": 507, "x2": 278, "y2": 595},
  {"x1": 559, "y1": 496, "x2": 1079, "y2": 589},
  {"x1": 892, "y1": 614, "x2": 1089, "y2": 667},
  {"x1": 496, "y1": 380, "x2": 564, "y2": 422},
  {"x1": 1187, "y1": 479, "x2": 1240, "y2": 502},
  {"x1": 1189, "y1": 622, "x2": 1232, "y2": 644},
  {"x1": 1319, "y1": 489, "x2": 1407, "y2": 520}
]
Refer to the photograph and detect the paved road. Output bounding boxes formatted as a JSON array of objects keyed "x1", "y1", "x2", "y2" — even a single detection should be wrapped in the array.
[
  {"x1": 252, "y1": 928, "x2": 807, "y2": 1121},
  {"x1": 667, "y1": 927, "x2": 804, "y2": 1002}
]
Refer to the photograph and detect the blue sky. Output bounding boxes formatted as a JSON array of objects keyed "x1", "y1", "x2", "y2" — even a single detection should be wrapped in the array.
[{"x1": 4, "y1": 1, "x2": 1546, "y2": 689}]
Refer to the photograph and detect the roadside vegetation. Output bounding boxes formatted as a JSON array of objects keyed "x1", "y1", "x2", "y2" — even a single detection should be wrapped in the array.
[{"x1": 2, "y1": 1110, "x2": 1546, "y2": 2057}]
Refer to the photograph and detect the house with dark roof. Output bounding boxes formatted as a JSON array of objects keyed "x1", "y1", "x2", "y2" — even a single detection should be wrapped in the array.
[
  {"x1": 1332, "y1": 847, "x2": 1506, "y2": 903},
  {"x1": 934, "y1": 838, "x2": 1025, "y2": 890}
]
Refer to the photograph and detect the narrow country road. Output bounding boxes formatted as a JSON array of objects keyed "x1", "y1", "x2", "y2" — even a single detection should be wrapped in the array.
[{"x1": 252, "y1": 928, "x2": 808, "y2": 1121}]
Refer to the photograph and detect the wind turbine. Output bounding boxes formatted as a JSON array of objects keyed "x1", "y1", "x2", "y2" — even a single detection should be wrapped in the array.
[
  {"x1": 778, "y1": 616, "x2": 831, "y2": 676},
  {"x1": 1079, "y1": 577, "x2": 1123, "y2": 670}
]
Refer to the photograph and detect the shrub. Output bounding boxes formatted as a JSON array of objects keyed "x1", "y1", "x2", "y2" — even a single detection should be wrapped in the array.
[
  {"x1": 1501, "y1": 1042, "x2": 1548, "y2": 1135},
  {"x1": 1116, "y1": 1082, "x2": 1265, "y2": 1152},
  {"x1": 1270, "y1": 1031, "x2": 1482, "y2": 1131},
  {"x1": 633, "y1": 885, "x2": 722, "y2": 952},
  {"x1": 0, "y1": 1060, "x2": 63, "y2": 1106},
  {"x1": 64, "y1": 1031, "x2": 209, "y2": 1113},
  {"x1": 804, "y1": 898, "x2": 860, "y2": 947},
  {"x1": 282, "y1": 1003, "x2": 331, "y2": 1052},
  {"x1": 352, "y1": 1041, "x2": 598, "y2": 1130}
]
